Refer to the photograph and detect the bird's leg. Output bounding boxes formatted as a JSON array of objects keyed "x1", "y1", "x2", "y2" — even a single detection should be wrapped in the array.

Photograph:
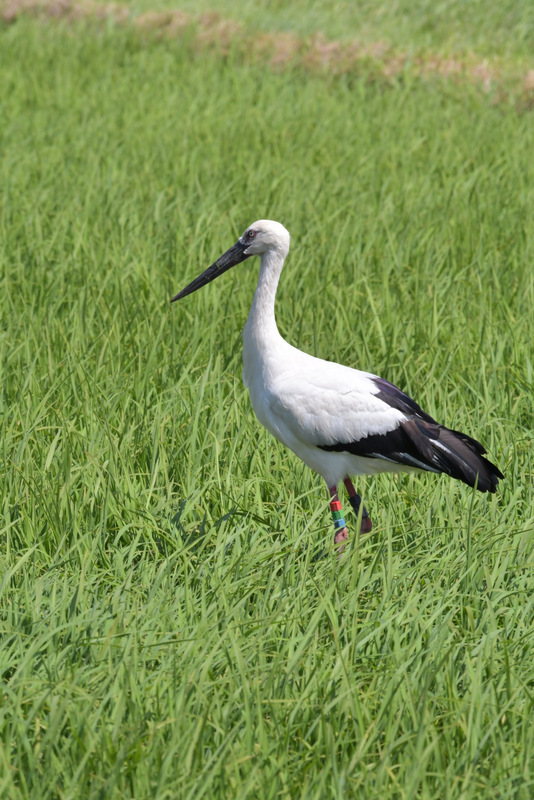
[
  {"x1": 329, "y1": 486, "x2": 349, "y2": 547},
  {"x1": 343, "y1": 478, "x2": 373, "y2": 534}
]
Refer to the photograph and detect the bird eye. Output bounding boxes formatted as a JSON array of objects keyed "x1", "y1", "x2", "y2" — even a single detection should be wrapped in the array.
[{"x1": 247, "y1": 230, "x2": 256, "y2": 239}]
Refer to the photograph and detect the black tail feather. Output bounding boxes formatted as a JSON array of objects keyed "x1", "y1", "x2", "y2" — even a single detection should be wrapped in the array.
[{"x1": 396, "y1": 418, "x2": 503, "y2": 492}]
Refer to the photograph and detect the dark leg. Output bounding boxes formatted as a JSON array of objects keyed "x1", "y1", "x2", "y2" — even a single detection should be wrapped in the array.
[
  {"x1": 343, "y1": 478, "x2": 372, "y2": 534},
  {"x1": 329, "y1": 486, "x2": 349, "y2": 549}
]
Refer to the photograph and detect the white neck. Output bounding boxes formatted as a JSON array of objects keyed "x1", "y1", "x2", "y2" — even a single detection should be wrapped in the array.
[
  {"x1": 244, "y1": 248, "x2": 285, "y2": 344},
  {"x1": 242, "y1": 248, "x2": 288, "y2": 389}
]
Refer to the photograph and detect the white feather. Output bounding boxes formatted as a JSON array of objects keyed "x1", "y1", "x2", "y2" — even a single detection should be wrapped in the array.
[{"x1": 240, "y1": 221, "x2": 408, "y2": 486}]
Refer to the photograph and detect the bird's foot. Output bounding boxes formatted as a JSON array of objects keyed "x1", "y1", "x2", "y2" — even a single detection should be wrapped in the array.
[
  {"x1": 333, "y1": 526, "x2": 348, "y2": 546},
  {"x1": 334, "y1": 526, "x2": 348, "y2": 556},
  {"x1": 360, "y1": 514, "x2": 373, "y2": 534},
  {"x1": 348, "y1": 493, "x2": 373, "y2": 535},
  {"x1": 333, "y1": 519, "x2": 370, "y2": 555}
]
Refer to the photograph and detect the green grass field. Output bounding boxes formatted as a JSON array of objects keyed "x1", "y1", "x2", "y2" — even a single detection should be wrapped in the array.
[{"x1": 1, "y1": 6, "x2": 533, "y2": 799}]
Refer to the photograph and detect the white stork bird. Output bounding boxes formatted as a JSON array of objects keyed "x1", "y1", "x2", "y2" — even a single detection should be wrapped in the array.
[{"x1": 172, "y1": 220, "x2": 503, "y2": 547}]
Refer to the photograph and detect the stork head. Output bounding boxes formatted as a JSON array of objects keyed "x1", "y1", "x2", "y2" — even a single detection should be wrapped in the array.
[
  {"x1": 239, "y1": 220, "x2": 290, "y2": 258},
  {"x1": 171, "y1": 220, "x2": 290, "y2": 302}
]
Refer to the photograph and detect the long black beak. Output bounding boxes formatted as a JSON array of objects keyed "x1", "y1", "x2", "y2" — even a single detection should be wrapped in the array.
[{"x1": 171, "y1": 239, "x2": 252, "y2": 302}]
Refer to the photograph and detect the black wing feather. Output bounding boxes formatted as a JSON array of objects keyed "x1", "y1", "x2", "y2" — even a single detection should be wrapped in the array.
[
  {"x1": 318, "y1": 378, "x2": 503, "y2": 493},
  {"x1": 371, "y1": 377, "x2": 437, "y2": 423}
]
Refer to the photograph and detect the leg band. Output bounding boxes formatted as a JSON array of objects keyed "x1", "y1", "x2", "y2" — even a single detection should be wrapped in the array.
[
  {"x1": 348, "y1": 494, "x2": 369, "y2": 518},
  {"x1": 330, "y1": 499, "x2": 346, "y2": 531},
  {"x1": 348, "y1": 495, "x2": 361, "y2": 513}
]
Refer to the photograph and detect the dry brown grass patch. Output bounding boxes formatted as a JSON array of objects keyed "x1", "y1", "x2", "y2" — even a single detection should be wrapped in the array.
[{"x1": 1, "y1": 0, "x2": 533, "y2": 108}]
